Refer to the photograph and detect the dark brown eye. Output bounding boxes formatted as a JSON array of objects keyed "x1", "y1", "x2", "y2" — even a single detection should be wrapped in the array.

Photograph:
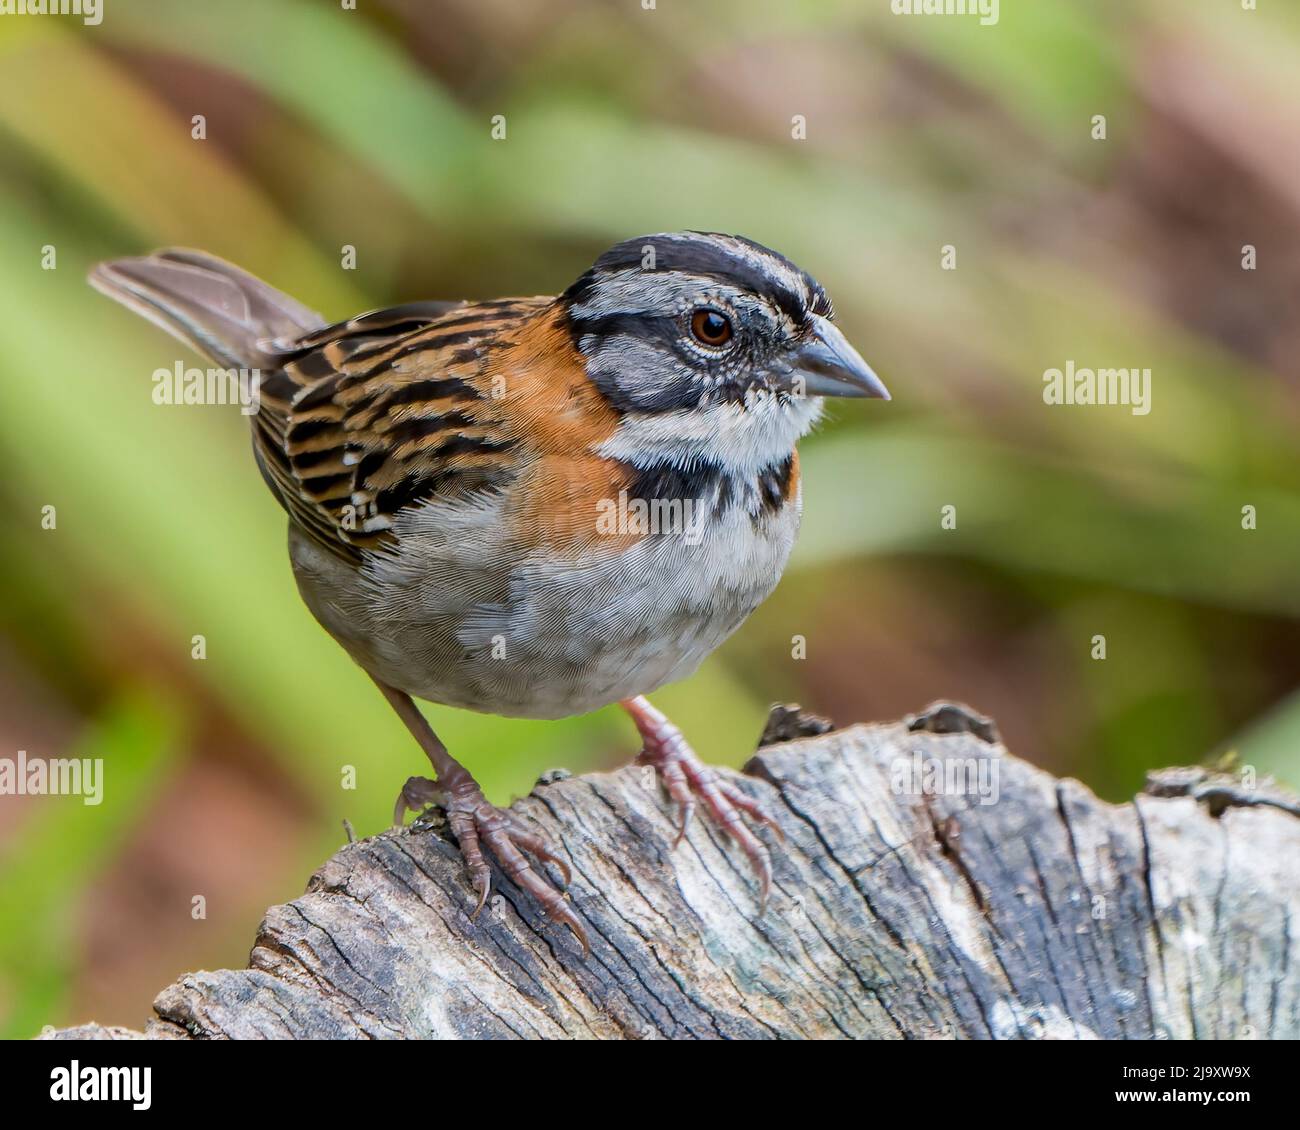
[{"x1": 690, "y1": 308, "x2": 733, "y2": 347}]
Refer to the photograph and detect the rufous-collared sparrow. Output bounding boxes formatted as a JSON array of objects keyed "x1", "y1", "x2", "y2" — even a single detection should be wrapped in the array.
[{"x1": 90, "y1": 232, "x2": 889, "y2": 953}]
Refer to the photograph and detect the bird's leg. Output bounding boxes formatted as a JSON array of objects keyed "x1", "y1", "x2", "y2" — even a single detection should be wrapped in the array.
[
  {"x1": 376, "y1": 678, "x2": 587, "y2": 953},
  {"x1": 620, "y1": 695, "x2": 783, "y2": 908}
]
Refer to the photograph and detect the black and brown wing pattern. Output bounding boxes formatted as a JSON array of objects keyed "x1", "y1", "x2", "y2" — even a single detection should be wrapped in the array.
[{"x1": 254, "y1": 298, "x2": 551, "y2": 561}]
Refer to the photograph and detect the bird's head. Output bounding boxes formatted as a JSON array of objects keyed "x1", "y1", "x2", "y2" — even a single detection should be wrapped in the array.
[
  {"x1": 563, "y1": 231, "x2": 887, "y2": 408},
  {"x1": 560, "y1": 231, "x2": 887, "y2": 473}
]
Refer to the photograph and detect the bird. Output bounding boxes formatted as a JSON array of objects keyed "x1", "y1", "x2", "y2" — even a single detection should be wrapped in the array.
[{"x1": 89, "y1": 231, "x2": 889, "y2": 954}]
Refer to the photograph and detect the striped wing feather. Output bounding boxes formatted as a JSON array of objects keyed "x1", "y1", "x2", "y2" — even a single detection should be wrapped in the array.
[{"x1": 254, "y1": 298, "x2": 550, "y2": 560}]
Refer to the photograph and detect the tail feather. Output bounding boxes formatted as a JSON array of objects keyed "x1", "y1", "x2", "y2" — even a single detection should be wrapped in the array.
[{"x1": 88, "y1": 249, "x2": 325, "y2": 371}]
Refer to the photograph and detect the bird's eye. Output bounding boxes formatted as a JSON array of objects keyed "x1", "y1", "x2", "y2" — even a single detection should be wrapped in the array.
[{"x1": 690, "y1": 308, "x2": 733, "y2": 348}]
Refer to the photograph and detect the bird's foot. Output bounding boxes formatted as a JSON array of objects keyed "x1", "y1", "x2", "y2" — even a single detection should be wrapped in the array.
[
  {"x1": 394, "y1": 773, "x2": 588, "y2": 955},
  {"x1": 622, "y1": 697, "x2": 784, "y2": 908}
]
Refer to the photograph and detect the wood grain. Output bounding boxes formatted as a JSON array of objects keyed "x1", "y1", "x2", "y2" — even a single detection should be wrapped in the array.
[{"x1": 42, "y1": 705, "x2": 1300, "y2": 1040}]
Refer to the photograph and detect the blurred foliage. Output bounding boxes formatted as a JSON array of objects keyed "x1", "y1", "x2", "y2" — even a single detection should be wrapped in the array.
[{"x1": 0, "y1": 0, "x2": 1298, "y2": 1035}]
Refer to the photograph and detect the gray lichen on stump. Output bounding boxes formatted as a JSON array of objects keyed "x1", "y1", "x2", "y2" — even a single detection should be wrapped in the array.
[{"x1": 43, "y1": 705, "x2": 1300, "y2": 1040}]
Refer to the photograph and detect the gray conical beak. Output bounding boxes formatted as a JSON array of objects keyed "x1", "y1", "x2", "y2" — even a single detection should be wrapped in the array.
[{"x1": 790, "y1": 315, "x2": 889, "y2": 400}]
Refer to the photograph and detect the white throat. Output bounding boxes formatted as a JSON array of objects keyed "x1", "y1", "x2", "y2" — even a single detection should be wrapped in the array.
[{"x1": 597, "y1": 390, "x2": 823, "y2": 477}]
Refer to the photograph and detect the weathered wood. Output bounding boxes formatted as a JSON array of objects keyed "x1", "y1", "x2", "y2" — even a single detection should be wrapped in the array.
[{"x1": 42, "y1": 704, "x2": 1300, "y2": 1040}]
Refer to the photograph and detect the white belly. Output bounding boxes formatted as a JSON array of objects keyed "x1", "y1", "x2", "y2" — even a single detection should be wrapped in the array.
[{"x1": 288, "y1": 487, "x2": 801, "y2": 719}]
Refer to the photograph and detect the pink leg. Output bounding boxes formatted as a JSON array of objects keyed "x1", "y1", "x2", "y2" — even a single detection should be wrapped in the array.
[
  {"x1": 620, "y1": 695, "x2": 783, "y2": 908},
  {"x1": 381, "y1": 679, "x2": 588, "y2": 955}
]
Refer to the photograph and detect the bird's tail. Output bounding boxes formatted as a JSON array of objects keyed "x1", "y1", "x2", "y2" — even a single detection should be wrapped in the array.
[{"x1": 88, "y1": 249, "x2": 325, "y2": 372}]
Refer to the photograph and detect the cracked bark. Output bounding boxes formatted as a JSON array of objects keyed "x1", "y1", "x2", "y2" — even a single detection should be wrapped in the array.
[{"x1": 42, "y1": 704, "x2": 1300, "y2": 1040}]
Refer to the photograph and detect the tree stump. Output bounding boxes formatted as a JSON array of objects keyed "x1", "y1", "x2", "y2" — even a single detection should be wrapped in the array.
[{"x1": 43, "y1": 704, "x2": 1300, "y2": 1040}]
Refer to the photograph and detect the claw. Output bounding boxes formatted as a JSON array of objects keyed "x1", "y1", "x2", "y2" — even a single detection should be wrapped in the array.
[
  {"x1": 641, "y1": 748, "x2": 696, "y2": 846},
  {"x1": 673, "y1": 798, "x2": 696, "y2": 847},
  {"x1": 406, "y1": 776, "x2": 588, "y2": 954},
  {"x1": 623, "y1": 696, "x2": 782, "y2": 910},
  {"x1": 470, "y1": 887, "x2": 490, "y2": 920},
  {"x1": 394, "y1": 775, "x2": 443, "y2": 827},
  {"x1": 505, "y1": 816, "x2": 573, "y2": 889},
  {"x1": 374, "y1": 681, "x2": 588, "y2": 954},
  {"x1": 720, "y1": 780, "x2": 786, "y2": 844}
]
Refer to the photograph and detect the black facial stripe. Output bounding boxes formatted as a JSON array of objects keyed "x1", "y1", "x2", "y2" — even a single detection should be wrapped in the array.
[
  {"x1": 561, "y1": 267, "x2": 600, "y2": 311},
  {"x1": 567, "y1": 311, "x2": 700, "y2": 412},
  {"x1": 575, "y1": 234, "x2": 815, "y2": 323},
  {"x1": 566, "y1": 312, "x2": 679, "y2": 344},
  {"x1": 572, "y1": 312, "x2": 781, "y2": 413},
  {"x1": 587, "y1": 365, "x2": 700, "y2": 413}
]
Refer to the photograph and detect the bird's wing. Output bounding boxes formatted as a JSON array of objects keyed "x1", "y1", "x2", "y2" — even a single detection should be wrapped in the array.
[{"x1": 254, "y1": 297, "x2": 552, "y2": 561}]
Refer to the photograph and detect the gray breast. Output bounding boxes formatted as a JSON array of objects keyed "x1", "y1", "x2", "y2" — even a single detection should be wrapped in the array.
[{"x1": 288, "y1": 478, "x2": 802, "y2": 720}]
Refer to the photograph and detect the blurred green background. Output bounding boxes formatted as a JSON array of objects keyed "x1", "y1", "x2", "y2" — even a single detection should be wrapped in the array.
[{"x1": 2, "y1": 0, "x2": 1299, "y2": 1037}]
